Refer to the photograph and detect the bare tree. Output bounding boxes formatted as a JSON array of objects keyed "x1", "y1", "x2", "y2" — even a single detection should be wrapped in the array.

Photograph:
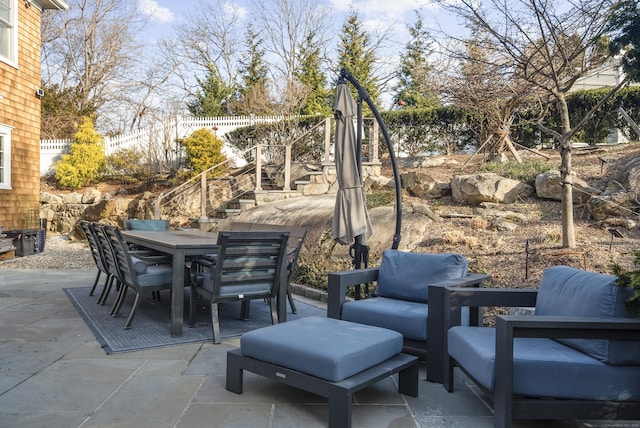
[
  {"x1": 168, "y1": 0, "x2": 244, "y2": 90},
  {"x1": 41, "y1": 0, "x2": 147, "y2": 132},
  {"x1": 444, "y1": 26, "x2": 533, "y2": 162},
  {"x1": 437, "y1": 0, "x2": 624, "y2": 249},
  {"x1": 250, "y1": 0, "x2": 332, "y2": 111}
]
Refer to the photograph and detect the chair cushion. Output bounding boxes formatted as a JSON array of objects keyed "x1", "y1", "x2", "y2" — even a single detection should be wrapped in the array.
[
  {"x1": 130, "y1": 256, "x2": 148, "y2": 274},
  {"x1": 342, "y1": 297, "x2": 429, "y2": 341},
  {"x1": 126, "y1": 219, "x2": 168, "y2": 231},
  {"x1": 535, "y1": 266, "x2": 640, "y2": 365},
  {"x1": 448, "y1": 326, "x2": 640, "y2": 401},
  {"x1": 374, "y1": 250, "x2": 468, "y2": 303},
  {"x1": 341, "y1": 297, "x2": 471, "y2": 341},
  {"x1": 135, "y1": 264, "x2": 173, "y2": 287},
  {"x1": 240, "y1": 316, "x2": 403, "y2": 382}
]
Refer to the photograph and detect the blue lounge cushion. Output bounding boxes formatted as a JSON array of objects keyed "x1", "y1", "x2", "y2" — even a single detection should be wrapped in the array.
[
  {"x1": 374, "y1": 250, "x2": 468, "y2": 303},
  {"x1": 448, "y1": 326, "x2": 640, "y2": 401},
  {"x1": 342, "y1": 296, "x2": 471, "y2": 341},
  {"x1": 535, "y1": 266, "x2": 640, "y2": 365},
  {"x1": 240, "y1": 316, "x2": 403, "y2": 382},
  {"x1": 342, "y1": 297, "x2": 429, "y2": 341}
]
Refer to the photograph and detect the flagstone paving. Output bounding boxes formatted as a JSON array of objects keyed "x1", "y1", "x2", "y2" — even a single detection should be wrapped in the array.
[{"x1": 0, "y1": 270, "x2": 637, "y2": 427}]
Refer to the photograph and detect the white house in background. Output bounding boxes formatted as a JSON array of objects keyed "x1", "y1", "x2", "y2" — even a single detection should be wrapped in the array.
[{"x1": 571, "y1": 55, "x2": 640, "y2": 144}]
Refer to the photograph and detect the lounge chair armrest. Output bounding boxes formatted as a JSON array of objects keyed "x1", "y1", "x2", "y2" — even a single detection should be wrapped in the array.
[
  {"x1": 327, "y1": 268, "x2": 379, "y2": 319},
  {"x1": 496, "y1": 315, "x2": 640, "y2": 340},
  {"x1": 443, "y1": 287, "x2": 538, "y2": 325},
  {"x1": 430, "y1": 273, "x2": 492, "y2": 289}
]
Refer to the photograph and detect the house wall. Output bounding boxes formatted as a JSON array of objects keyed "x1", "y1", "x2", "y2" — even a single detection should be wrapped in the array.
[{"x1": 0, "y1": 4, "x2": 42, "y2": 230}]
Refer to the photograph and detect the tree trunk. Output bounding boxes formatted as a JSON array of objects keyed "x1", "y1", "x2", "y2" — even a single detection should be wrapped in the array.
[{"x1": 557, "y1": 97, "x2": 576, "y2": 249}]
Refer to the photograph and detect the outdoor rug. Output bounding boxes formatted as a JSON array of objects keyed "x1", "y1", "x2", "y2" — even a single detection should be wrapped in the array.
[{"x1": 64, "y1": 286, "x2": 325, "y2": 354}]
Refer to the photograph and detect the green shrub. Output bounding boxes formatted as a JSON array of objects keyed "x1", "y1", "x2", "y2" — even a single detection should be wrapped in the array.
[
  {"x1": 181, "y1": 128, "x2": 226, "y2": 177},
  {"x1": 54, "y1": 117, "x2": 106, "y2": 188},
  {"x1": 611, "y1": 250, "x2": 640, "y2": 314},
  {"x1": 106, "y1": 147, "x2": 152, "y2": 183}
]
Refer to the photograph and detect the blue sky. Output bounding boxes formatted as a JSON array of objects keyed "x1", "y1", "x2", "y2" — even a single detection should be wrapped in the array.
[{"x1": 136, "y1": 0, "x2": 458, "y2": 48}]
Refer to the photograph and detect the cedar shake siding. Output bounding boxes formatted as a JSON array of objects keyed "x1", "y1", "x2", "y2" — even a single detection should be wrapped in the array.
[{"x1": 0, "y1": 1, "x2": 67, "y2": 230}]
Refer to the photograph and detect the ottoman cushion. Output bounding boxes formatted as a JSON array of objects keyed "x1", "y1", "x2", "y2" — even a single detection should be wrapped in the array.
[{"x1": 240, "y1": 316, "x2": 403, "y2": 382}]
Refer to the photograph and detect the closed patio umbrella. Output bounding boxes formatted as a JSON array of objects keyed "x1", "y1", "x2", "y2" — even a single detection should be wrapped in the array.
[{"x1": 332, "y1": 82, "x2": 373, "y2": 250}]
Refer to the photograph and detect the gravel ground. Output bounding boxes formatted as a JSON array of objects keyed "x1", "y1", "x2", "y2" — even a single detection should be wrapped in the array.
[{"x1": 0, "y1": 234, "x2": 94, "y2": 270}]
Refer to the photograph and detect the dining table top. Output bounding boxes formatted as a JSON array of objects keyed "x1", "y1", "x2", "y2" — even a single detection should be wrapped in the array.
[{"x1": 120, "y1": 229, "x2": 218, "y2": 248}]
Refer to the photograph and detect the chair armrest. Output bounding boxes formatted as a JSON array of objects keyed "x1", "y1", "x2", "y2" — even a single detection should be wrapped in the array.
[
  {"x1": 492, "y1": 315, "x2": 640, "y2": 418},
  {"x1": 443, "y1": 287, "x2": 539, "y2": 328},
  {"x1": 496, "y1": 315, "x2": 640, "y2": 340},
  {"x1": 327, "y1": 268, "x2": 379, "y2": 319},
  {"x1": 425, "y1": 273, "x2": 491, "y2": 384}
]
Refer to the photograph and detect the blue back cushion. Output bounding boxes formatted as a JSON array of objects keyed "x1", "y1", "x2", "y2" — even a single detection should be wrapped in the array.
[
  {"x1": 374, "y1": 250, "x2": 468, "y2": 303},
  {"x1": 536, "y1": 266, "x2": 640, "y2": 365},
  {"x1": 126, "y1": 219, "x2": 168, "y2": 231}
]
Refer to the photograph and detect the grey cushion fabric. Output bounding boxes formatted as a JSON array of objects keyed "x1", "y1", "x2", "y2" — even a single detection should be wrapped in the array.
[
  {"x1": 375, "y1": 250, "x2": 468, "y2": 303},
  {"x1": 135, "y1": 264, "x2": 173, "y2": 287},
  {"x1": 130, "y1": 256, "x2": 148, "y2": 274},
  {"x1": 448, "y1": 326, "x2": 640, "y2": 401},
  {"x1": 535, "y1": 266, "x2": 640, "y2": 365},
  {"x1": 240, "y1": 316, "x2": 403, "y2": 382}
]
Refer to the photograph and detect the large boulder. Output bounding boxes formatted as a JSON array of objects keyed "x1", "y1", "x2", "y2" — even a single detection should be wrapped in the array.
[
  {"x1": 535, "y1": 170, "x2": 600, "y2": 202},
  {"x1": 451, "y1": 173, "x2": 534, "y2": 205},
  {"x1": 401, "y1": 171, "x2": 450, "y2": 199},
  {"x1": 586, "y1": 151, "x2": 640, "y2": 224}
]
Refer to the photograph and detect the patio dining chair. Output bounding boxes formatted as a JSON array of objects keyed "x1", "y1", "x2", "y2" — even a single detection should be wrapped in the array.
[
  {"x1": 79, "y1": 220, "x2": 111, "y2": 297},
  {"x1": 102, "y1": 224, "x2": 174, "y2": 329},
  {"x1": 90, "y1": 222, "x2": 123, "y2": 307},
  {"x1": 229, "y1": 222, "x2": 308, "y2": 313},
  {"x1": 189, "y1": 231, "x2": 290, "y2": 343}
]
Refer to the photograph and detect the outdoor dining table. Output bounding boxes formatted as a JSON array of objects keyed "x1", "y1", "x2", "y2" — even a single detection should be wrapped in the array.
[{"x1": 120, "y1": 229, "x2": 219, "y2": 337}]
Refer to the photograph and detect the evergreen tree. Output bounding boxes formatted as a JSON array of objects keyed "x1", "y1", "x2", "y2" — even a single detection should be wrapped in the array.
[
  {"x1": 394, "y1": 12, "x2": 438, "y2": 109},
  {"x1": 233, "y1": 26, "x2": 273, "y2": 115},
  {"x1": 41, "y1": 83, "x2": 96, "y2": 139},
  {"x1": 54, "y1": 117, "x2": 106, "y2": 188},
  {"x1": 187, "y1": 63, "x2": 234, "y2": 116},
  {"x1": 606, "y1": 0, "x2": 640, "y2": 82},
  {"x1": 336, "y1": 12, "x2": 380, "y2": 110},
  {"x1": 296, "y1": 31, "x2": 331, "y2": 116}
]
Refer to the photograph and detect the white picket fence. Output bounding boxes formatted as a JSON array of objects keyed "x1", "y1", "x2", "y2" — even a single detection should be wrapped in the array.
[{"x1": 40, "y1": 115, "x2": 289, "y2": 175}]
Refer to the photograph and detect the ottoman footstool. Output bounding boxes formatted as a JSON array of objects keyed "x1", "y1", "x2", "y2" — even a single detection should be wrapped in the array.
[{"x1": 226, "y1": 316, "x2": 419, "y2": 428}]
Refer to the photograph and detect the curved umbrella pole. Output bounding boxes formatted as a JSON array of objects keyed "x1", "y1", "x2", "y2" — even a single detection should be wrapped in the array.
[{"x1": 339, "y1": 68, "x2": 402, "y2": 250}]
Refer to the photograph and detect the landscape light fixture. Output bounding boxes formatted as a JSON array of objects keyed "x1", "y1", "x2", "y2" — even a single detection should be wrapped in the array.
[{"x1": 608, "y1": 227, "x2": 625, "y2": 251}]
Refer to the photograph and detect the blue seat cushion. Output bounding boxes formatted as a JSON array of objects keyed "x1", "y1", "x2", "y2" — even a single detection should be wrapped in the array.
[
  {"x1": 342, "y1": 296, "x2": 470, "y2": 341},
  {"x1": 536, "y1": 266, "x2": 640, "y2": 365},
  {"x1": 375, "y1": 250, "x2": 468, "y2": 303},
  {"x1": 342, "y1": 297, "x2": 428, "y2": 341},
  {"x1": 240, "y1": 316, "x2": 403, "y2": 382},
  {"x1": 135, "y1": 264, "x2": 173, "y2": 287},
  {"x1": 449, "y1": 326, "x2": 640, "y2": 401}
]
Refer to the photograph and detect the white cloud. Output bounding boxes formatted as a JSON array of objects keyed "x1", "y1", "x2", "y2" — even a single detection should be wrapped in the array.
[{"x1": 138, "y1": 0, "x2": 175, "y2": 23}]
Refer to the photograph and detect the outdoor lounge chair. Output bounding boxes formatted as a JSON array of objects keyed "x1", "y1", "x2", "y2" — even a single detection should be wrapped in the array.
[
  {"x1": 189, "y1": 231, "x2": 289, "y2": 344},
  {"x1": 327, "y1": 249, "x2": 490, "y2": 383},
  {"x1": 442, "y1": 265, "x2": 640, "y2": 428}
]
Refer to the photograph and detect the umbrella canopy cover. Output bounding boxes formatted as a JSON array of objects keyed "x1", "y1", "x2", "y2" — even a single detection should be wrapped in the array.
[{"x1": 332, "y1": 83, "x2": 373, "y2": 245}]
